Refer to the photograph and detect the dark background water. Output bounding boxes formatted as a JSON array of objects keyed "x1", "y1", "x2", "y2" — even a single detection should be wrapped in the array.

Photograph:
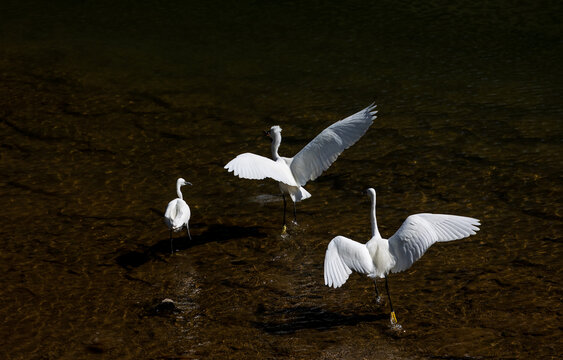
[{"x1": 0, "y1": 1, "x2": 561, "y2": 359}]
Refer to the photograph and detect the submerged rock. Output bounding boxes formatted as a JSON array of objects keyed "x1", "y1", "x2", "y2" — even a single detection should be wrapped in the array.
[{"x1": 155, "y1": 298, "x2": 177, "y2": 314}]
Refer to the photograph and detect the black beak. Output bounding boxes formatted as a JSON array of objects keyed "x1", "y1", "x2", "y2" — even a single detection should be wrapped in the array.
[{"x1": 263, "y1": 130, "x2": 271, "y2": 137}]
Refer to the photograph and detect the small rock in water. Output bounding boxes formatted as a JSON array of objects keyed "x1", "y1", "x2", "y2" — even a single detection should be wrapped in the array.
[{"x1": 155, "y1": 298, "x2": 176, "y2": 313}]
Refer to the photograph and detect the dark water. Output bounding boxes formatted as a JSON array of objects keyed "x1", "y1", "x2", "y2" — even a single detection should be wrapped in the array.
[{"x1": 1, "y1": 1, "x2": 562, "y2": 359}]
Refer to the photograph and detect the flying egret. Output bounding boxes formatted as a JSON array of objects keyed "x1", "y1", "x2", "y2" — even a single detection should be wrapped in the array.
[
  {"x1": 164, "y1": 178, "x2": 192, "y2": 253},
  {"x1": 225, "y1": 104, "x2": 377, "y2": 233},
  {"x1": 324, "y1": 188, "x2": 480, "y2": 327}
]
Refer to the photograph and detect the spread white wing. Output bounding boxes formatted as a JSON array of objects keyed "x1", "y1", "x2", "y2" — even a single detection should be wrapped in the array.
[
  {"x1": 388, "y1": 214, "x2": 480, "y2": 273},
  {"x1": 290, "y1": 104, "x2": 377, "y2": 186},
  {"x1": 324, "y1": 236, "x2": 375, "y2": 288},
  {"x1": 224, "y1": 153, "x2": 297, "y2": 186}
]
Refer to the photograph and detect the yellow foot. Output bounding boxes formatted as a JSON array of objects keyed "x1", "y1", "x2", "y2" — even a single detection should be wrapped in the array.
[
  {"x1": 390, "y1": 311, "x2": 398, "y2": 325},
  {"x1": 281, "y1": 225, "x2": 287, "y2": 234}
]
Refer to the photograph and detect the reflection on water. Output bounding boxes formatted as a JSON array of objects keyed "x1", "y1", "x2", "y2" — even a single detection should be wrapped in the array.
[{"x1": 0, "y1": 0, "x2": 561, "y2": 359}]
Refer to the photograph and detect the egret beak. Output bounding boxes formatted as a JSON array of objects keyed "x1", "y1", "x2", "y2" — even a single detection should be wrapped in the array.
[
  {"x1": 264, "y1": 129, "x2": 273, "y2": 142},
  {"x1": 186, "y1": 182, "x2": 193, "y2": 186}
]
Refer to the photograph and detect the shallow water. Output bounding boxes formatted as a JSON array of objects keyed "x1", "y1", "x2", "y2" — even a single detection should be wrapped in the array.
[{"x1": 0, "y1": 1, "x2": 562, "y2": 359}]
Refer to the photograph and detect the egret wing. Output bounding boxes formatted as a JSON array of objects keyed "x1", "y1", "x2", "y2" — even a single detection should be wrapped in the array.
[
  {"x1": 173, "y1": 201, "x2": 190, "y2": 228},
  {"x1": 225, "y1": 153, "x2": 297, "y2": 186},
  {"x1": 290, "y1": 104, "x2": 377, "y2": 186},
  {"x1": 324, "y1": 236, "x2": 374, "y2": 288},
  {"x1": 163, "y1": 199, "x2": 176, "y2": 228},
  {"x1": 388, "y1": 213, "x2": 480, "y2": 273},
  {"x1": 165, "y1": 199, "x2": 190, "y2": 230}
]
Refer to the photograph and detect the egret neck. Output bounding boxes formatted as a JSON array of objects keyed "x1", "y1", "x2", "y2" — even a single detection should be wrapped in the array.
[
  {"x1": 176, "y1": 180, "x2": 184, "y2": 199},
  {"x1": 367, "y1": 188, "x2": 381, "y2": 239},
  {"x1": 269, "y1": 126, "x2": 282, "y2": 160}
]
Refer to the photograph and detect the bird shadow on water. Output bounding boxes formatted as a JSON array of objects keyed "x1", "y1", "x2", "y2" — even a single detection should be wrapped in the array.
[
  {"x1": 116, "y1": 223, "x2": 267, "y2": 269},
  {"x1": 253, "y1": 305, "x2": 385, "y2": 335}
]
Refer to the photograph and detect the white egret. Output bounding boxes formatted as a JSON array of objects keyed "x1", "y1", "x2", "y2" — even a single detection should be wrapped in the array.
[
  {"x1": 324, "y1": 188, "x2": 480, "y2": 326},
  {"x1": 225, "y1": 104, "x2": 377, "y2": 233},
  {"x1": 164, "y1": 178, "x2": 192, "y2": 253}
]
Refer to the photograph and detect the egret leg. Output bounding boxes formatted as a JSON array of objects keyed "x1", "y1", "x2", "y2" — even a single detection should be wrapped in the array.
[
  {"x1": 170, "y1": 229, "x2": 174, "y2": 254},
  {"x1": 282, "y1": 194, "x2": 287, "y2": 234},
  {"x1": 385, "y1": 276, "x2": 398, "y2": 324},
  {"x1": 187, "y1": 224, "x2": 192, "y2": 241},
  {"x1": 292, "y1": 202, "x2": 298, "y2": 225},
  {"x1": 374, "y1": 279, "x2": 383, "y2": 305}
]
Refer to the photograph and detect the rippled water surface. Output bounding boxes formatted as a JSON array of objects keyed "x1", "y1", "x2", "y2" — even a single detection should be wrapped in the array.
[{"x1": 1, "y1": 1, "x2": 561, "y2": 359}]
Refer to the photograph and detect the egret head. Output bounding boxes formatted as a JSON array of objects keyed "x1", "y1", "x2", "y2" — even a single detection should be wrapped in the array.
[
  {"x1": 264, "y1": 125, "x2": 282, "y2": 140},
  {"x1": 178, "y1": 178, "x2": 192, "y2": 186},
  {"x1": 365, "y1": 188, "x2": 376, "y2": 199}
]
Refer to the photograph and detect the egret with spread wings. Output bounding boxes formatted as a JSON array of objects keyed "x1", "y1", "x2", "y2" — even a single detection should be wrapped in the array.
[
  {"x1": 324, "y1": 188, "x2": 480, "y2": 327},
  {"x1": 225, "y1": 104, "x2": 377, "y2": 233}
]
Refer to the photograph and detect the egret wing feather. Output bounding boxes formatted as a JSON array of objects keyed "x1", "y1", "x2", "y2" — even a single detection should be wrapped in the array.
[
  {"x1": 324, "y1": 236, "x2": 375, "y2": 288},
  {"x1": 388, "y1": 213, "x2": 480, "y2": 273},
  {"x1": 290, "y1": 104, "x2": 377, "y2": 186},
  {"x1": 224, "y1": 153, "x2": 297, "y2": 186}
]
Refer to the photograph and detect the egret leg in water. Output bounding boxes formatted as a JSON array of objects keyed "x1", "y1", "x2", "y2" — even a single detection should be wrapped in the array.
[
  {"x1": 282, "y1": 194, "x2": 287, "y2": 234},
  {"x1": 186, "y1": 224, "x2": 192, "y2": 241},
  {"x1": 281, "y1": 194, "x2": 298, "y2": 234},
  {"x1": 385, "y1": 276, "x2": 398, "y2": 326},
  {"x1": 169, "y1": 225, "x2": 192, "y2": 253},
  {"x1": 374, "y1": 279, "x2": 383, "y2": 305}
]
